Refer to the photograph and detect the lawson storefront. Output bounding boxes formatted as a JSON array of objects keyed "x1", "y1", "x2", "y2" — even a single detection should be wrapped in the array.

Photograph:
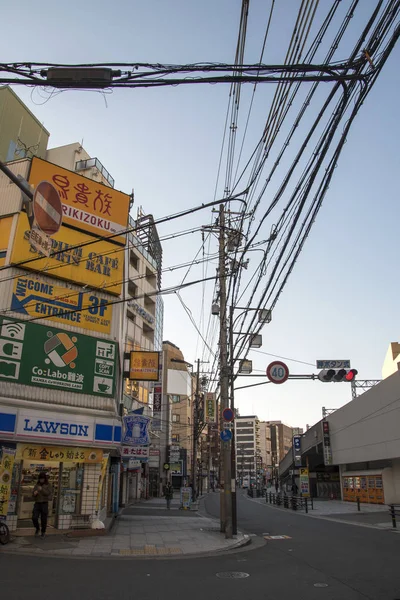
[{"x1": 0, "y1": 404, "x2": 121, "y2": 532}]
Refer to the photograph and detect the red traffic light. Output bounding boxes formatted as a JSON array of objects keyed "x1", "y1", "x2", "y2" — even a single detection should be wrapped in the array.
[{"x1": 345, "y1": 369, "x2": 358, "y2": 382}]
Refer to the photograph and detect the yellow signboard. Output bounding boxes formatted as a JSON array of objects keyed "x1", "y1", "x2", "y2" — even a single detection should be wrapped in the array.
[
  {"x1": 16, "y1": 444, "x2": 103, "y2": 463},
  {"x1": 11, "y1": 274, "x2": 113, "y2": 334},
  {"x1": 129, "y1": 351, "x2": 160, "y2": 381},
  {"x1": 0, "y1": 215, "x2": 13, "y2": 267},
  {"x1": 0, "y1": 447, "x2": 16, "y2": 516},
  {"x1": 205, "y1": 392, "x2": 216, "y2": 422},
  {"x1": 10, "y1": 213, "x2": 124, "y2": 295},
  {"x1": 29, "y1": 157, "x2": 130, "y2": 245}
]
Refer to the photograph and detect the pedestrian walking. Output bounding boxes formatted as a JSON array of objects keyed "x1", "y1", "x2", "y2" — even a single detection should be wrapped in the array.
[
  {"x1": 164, "y1": 481, "x2": 173, "y2": 509},
  {"x1": 292, "y1": 482, "x2": 298, "y2": 496},
  {"x1": 275, "y1": 480, "x2": 279, "y2": 494},
  {"x1": 32, "y1": 472, "x2": 53, "y2": 538}
]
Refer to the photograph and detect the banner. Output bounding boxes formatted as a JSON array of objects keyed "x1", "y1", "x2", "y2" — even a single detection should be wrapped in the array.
[
  {"x1": 122, "y1": 415, "x2": 150, "y2": 446},
  {"x1": 129, "y1": 351, "x2": 159, "y2": 381},
  {"x1": 29, "y1": 157, "x2": 130, "y2": 245},
  {"x1": 300, "y1": 467, "x2": 310, "y2": 497},
  {"x1": 205, "y1": 392, "x2": 216, "y2": 422},
  {"x1": 121, "y1": 446, "x2": 149, "y2": 461},
  {"x1": 0, "y1": 447, "x2": 16, "y2": 516},
  {"x1": 0, "y1": 317, "x2": 118, "y2": 397},
  {"x1": 16, "y1": 444, "x2": 103, "y2": 463},
  {"x1": 95, "y1": 452, "x2": 110, "y2": 511},
  {"x1": 11, "y1": 275, "x2": 113, "y2": 334},
  {"x1": 152, "y1": 383, "x2": 162, "y2": 430},
  {"x1": 10, "y1": 213, "x2": 124, "y2": 295}
]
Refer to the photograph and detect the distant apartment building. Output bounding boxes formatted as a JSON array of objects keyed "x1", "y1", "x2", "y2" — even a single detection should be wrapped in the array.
[
  {"x1": 235, "y1": 415, "x2": 261, "y2": 482},
  {"x1": 259, "y1": 421, "x2": 272, "y2": 472}
]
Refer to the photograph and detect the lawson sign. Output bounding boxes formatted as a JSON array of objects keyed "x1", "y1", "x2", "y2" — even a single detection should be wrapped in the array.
[
  {"x1": 17, "y1": 410, "x2": 94, "y2": 441},
  {"x1": 0, "y1": 406, "x2": 122, "y2": 446}
]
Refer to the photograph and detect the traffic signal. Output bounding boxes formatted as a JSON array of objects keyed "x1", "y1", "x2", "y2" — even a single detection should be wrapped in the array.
[{"x1": 318, "y1": 368, "x2": 358, "y2": 382}]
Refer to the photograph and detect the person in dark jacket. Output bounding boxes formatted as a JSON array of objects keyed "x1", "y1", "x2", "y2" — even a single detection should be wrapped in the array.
[
  {"x1": 164, "y1": 481, "x2": 173, "y2": 509},
  {"x1": 32, "y1": 473, "x2": 53, "y2": 538}
]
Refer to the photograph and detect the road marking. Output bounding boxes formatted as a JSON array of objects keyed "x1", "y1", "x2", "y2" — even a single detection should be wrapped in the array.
[{"x1": 264, "y1": 535, "x2": 292, "y2": 540}]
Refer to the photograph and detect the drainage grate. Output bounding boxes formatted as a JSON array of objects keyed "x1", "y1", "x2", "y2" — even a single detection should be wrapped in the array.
[
  {"x1": 314, "y1": 583, "x2": 329, "y2": 588},
  {"x1": 216, "y1": 572, "x2": 250, "y2": 579},
  {"x1": 200, "y1": 527, "x2": 220, "y2": 532}
]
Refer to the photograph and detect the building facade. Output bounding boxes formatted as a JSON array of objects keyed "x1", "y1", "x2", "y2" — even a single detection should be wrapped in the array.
[
  {"x1": 0, "y1": 150, "x2": 130, "y2": 530},
  {"x1": 0, "y1": 86, "x2": 49, "y2": 163},
  {"x1": 259, "y1": 421, "x2": 272, "y2": 479},
  {"x1": 235, "y1": 415, "x2": 261, "y2": 486}
]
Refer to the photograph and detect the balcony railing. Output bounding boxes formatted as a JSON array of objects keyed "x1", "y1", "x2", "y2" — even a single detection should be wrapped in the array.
[{"x1": 75, "y1": 157, "x2": 115, "y2": 187}]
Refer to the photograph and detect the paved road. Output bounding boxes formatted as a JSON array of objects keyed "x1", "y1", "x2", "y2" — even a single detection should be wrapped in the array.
[{"x1": 2, "y1": 491, "x2": 399, "y2": 600}]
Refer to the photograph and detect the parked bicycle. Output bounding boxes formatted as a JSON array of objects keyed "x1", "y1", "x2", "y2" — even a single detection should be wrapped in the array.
[{"x1": 0, "y1": 501, "x2": 10, "y2": 545}]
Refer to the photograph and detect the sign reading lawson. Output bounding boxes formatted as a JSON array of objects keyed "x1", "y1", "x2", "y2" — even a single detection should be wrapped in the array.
[
  {"x1": 0, "y1": 317, "x2": 118, "y2": 397},
  {"x1": 0, "y1": 406, "x2": 122, "y2": 445}
]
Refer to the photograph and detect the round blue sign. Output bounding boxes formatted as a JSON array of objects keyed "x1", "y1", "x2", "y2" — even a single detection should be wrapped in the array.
[
  {"x1": 222, "y1": 407, "x2": 235, "y2": 422},
  {"x1": 220, "y1": 429, "x2": 232, "y2": 442}
]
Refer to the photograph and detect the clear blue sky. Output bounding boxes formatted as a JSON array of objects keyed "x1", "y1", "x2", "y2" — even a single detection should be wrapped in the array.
[{"x1": 2, "y1": 1, "x2": 399, "y2": 429}]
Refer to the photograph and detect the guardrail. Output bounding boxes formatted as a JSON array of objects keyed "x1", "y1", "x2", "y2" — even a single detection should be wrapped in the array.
[
  {"x1": 389, "y1": 504, "x2": 400, "y2": 528},
  {"x1": 266, "y1": 492, "x2": 314, "y2": 512}
]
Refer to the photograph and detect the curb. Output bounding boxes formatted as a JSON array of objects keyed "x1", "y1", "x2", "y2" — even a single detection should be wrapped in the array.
[{"x1": 0, "y1": 533, "x2": 252, "y2": 561}]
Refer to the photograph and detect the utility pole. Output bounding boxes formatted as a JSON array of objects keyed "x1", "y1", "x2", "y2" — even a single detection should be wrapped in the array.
[
  {"x1": 192, "y1": 358, "x2": 200, "y2": 501},
  {"x1": 218, "y1": 204, "x2": 233, "y2": 539},
  {"x1": 229, "y1": 305, "x2": 237, "y2": 535}
]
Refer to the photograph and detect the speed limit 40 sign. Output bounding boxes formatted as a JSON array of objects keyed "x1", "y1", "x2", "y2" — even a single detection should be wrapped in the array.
[{"x1": 267, "y1": 361, "x2": 289, "y2": 384}]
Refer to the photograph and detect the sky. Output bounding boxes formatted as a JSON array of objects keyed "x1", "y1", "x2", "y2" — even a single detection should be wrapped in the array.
[{"x1": 2, "y1": 1, "x2": 399, "y2": 430}]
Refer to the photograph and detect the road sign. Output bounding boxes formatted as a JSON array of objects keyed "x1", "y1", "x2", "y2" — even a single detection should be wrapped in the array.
[
  {"x1": 163, "y1": 463, "x2": 170, "y2": 470},
  {"x1": 316, "y1": 359, "x2": 351, "y2": 369},
  {"x1": 220, "y1": 429, "x2": 232, "y2": 442},
  {"x1": 222, "y1": 407, "x2": 235, "y2": 422},
  {"x1": 266, "y1": 361, "x2": 289, "y2": 384},
  {"x1": 32, "y1": 180, "x2": 63, "y2": 235},
  {"x1": 29, "y1": 224, "x2": 52, "y2": 257}
]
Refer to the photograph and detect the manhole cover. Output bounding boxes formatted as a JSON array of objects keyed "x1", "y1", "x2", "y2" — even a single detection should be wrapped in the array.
[
  {"x1": 216, "y1": 572, "x2": 250, "y2": 579},
  {"x1": 314, "y1": 583, "x2": 329, "y2": 588}
]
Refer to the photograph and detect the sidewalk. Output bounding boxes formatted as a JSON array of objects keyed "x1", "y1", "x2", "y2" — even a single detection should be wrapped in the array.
[
  {"x1": 249, "y1": 494, "x2": 394, "y2": 530},
  {"x1": 0, "y1": 497, "x2": 249, "y2": 558}
]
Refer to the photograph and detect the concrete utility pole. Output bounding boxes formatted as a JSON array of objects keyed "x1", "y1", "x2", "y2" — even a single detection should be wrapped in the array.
[
  {"x1": 192, "y1": 358, "x2": 201, "y2": 500},
  {"x1": 218, "y1": 204, "x2": 233, "y2": 538}
]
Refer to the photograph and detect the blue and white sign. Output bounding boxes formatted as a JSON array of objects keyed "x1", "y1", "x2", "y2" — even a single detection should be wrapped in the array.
[
  {"x1": 0, "y1": 405, "x2": 121, "y2": 446},
  {"x1": 220, "y1": 429, "x2": 232, "y2": 442},
  {"x1": 316, "y1": 359, "x2": 351, "y2": 369},
  {"x1": 122, "y1": 414, "x2": 150, "y2": 446},
  {"x1": 293, "y1": 435, "x2": 301, "y2": 453}
]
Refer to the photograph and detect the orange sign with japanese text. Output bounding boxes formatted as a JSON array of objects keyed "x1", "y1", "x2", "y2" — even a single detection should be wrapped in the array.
[
  {"x1": 29, "y1": 157, "x2": 130, "y2": 245},
  {"x1": 129, "y1": 351, "x2": 160, "y2": 381}
]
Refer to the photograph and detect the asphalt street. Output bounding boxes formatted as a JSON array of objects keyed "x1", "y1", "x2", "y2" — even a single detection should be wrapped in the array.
[{"x1": 2, "y1": 491, "x2": 399, "y2": 600}]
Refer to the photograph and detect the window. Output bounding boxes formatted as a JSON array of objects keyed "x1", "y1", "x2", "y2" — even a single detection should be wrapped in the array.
[
  {"x1": 188, "y1": 417, "x2": 190, "y2": 425},
  {"x1": 172, "y1": 434, "x2": 180, "y2": 443},
  {"x1": 169, "y1": 395, "x2": 180, "y2": 404},
  {"x1": 130, "y1": 251, "x2": 139, "y2": 270},
  {"x1": 172, "y1": 414, "x2": 180, "y2": 423}
]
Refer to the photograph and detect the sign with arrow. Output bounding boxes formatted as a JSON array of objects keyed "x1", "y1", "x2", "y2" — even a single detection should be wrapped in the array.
[{"x1": 11, "y1": 275, "x2": 112, "y2": 334}]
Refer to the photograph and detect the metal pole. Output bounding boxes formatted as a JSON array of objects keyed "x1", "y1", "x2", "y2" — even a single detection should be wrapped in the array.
[
  {"x1": 192, "y1": 358, "x2": 200, "y2": 501},
  {"x1": 0, "y1": 158, "x2": 33, "y2": 198},
  {"x1": 229, "y1": 305, "x2": 237, "y2": 535},
  {"x1": 218, "y1": 204, "x2": 232, "y2": 538}
]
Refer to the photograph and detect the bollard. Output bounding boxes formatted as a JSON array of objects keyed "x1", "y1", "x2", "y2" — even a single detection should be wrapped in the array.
[
  {"x1": 305, "y1": 497, "x2": 308, "y2": 514},
  {"x1": 357, "y1": 497, "x2": 361, "y2": 512},
  {"x1": 291, "y1": 496, "x2": 297, "y2": 511},
  {"x1": 390, "y1": 505, "x2": 397, "y2": 529},
  {"x1": 311, "y1": 496, "x2": 314, "y2": 510},
  {"x1": 284, "y1": 495, "x2": 288, "y2": 509}
]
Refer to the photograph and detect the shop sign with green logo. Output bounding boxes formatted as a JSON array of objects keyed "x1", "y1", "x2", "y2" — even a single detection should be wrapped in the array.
[{"x1": 0, "y1": 317, "x2": 118, "y2": 397}]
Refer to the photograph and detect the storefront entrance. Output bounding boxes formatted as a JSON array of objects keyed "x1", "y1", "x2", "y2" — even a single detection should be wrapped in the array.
[{"x1": 18, "y1": 460, "x2": 84, "y2": 528}]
